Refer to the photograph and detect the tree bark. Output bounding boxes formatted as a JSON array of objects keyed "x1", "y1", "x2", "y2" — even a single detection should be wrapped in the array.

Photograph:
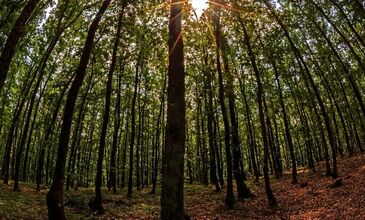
[
  {"x1": 46, "y1": 1, "x2": 111, "y2": 218},
  {"x1": 271, "y1": 59, "x2": 298, "y2": 184},
  {"x1": 211, "y1": 6, "x2": 235, "y2": 209},
  {"x1": 127, "y1": 50, "x2": 141, "y2": 197},
  {"x1": 204, "y1": 59, "x2": 221, "y2": 191},
  {"x1": 160, "y1": 0, "x2": 186, "y2": 219},
  {"x1": 0, "y1": 0, "x2": 39, "y2": 92},
  {"x1": 240, "y1": 16, "x2": 277, "y2": 207}
]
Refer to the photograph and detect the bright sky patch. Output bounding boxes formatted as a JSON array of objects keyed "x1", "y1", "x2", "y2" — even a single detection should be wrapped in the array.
[{"x1": 191, "y1": 0, "x2": 208, "y2": 17}]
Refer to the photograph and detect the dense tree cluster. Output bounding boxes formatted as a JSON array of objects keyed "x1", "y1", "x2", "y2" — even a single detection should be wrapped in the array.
[{"x1": 0, "y1": 0, "x2": 364, "y2": 218}]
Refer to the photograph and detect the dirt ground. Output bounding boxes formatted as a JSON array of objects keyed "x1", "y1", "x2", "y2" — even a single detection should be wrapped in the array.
[{"x1": 1, "y1": 154, "x2": 364, "y2": 219}]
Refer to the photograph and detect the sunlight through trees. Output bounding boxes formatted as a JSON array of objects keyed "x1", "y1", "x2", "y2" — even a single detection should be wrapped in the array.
[{"x1": 0, "y1": 0, "x2": 365, "y2": 219}]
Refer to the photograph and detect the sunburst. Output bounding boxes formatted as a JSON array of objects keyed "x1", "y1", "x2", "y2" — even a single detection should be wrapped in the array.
[{"x1": 191, "y1": 0, "x2": 209, "y2": 17}]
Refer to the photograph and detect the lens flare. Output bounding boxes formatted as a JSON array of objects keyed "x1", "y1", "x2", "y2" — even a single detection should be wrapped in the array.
[{"x1": 191, "y1": 0, "x2": 208, "y2": 17}]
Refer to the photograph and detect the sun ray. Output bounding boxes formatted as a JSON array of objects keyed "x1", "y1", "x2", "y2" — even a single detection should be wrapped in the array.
[
  {"x1": 191, "y1": 0, "x2": 209, "y2": 17},
  {"x1": 169, "y1": 31, "x2": 183, "y2": 56},
  {"x1": 208, "y1": 0, "x2": 243, "y2": 13}
]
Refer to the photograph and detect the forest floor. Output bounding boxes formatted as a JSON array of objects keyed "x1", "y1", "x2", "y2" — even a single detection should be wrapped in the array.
[{"x1": 1, "y1": 154, "x2": 365, "y2": 219}]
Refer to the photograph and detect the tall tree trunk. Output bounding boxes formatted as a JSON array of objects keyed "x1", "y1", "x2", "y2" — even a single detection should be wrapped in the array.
[
  {"x1": 211, "y1": 6, "x2": 235, "y2": 209},
  {"x1": 264, "y1": 0, "x2": 338, "y2": 178},
  {"x1": 150, "y1": 75, "x2": 166, "y2": 194},
  {"x1": 161, "y1": 0, "x2": 186, "y2": 219},
  {"x1": 127, "y1": 49, "x2": 141, "y2": 197},
  {"x1": 204, "y1": 58, "x2": 221, "y2": 192},
  {"x1": 109, "y1": 59, "x2": 125, "y2": 193},
  {"x1": 23, "y1": 76, "x2": 48, "y2": 182},
  {"x1": 91, "y1": 2, "x2": 125, "y2": 213},
  {"x1": 46, "y1": 1, "x2": 111, "y2": 218},
  {"x1": 66, "y1": 80, "x2": 91, "y2": 190},
  {"x1": 197, "y1": 93, "x2": 208, "y2": 185},
  {"x1": 36, "y1": 75, "x2": 72, "y2": 191},
  {"x1": 121, "y1": 109, "x2": 130, "y2": 189},
  {"x1": 0, "y1": 0, "x2": 39, "y2": 92},
  {"x1": 14, "y1": 66, "x2": 51, "y2": 191},
  {"x1": 186, "y1": 125, "x2": 193, "y2": 184},
  {"x1": 240, "y1": 17, "x2": 277, "y2": 207},
  {"x1": 136, "y1": 98, "x2": 142, "y2": 189},
  {"x1": 2, "y1": 64, "x2": 37, "y2": 184},
  {"x1": 237, "y1": 74, "x2": 260, "y2": 183},
  {"x1": 271, "y1": 60, "x2": 298, "y2": 183},
  {"x1": 220, "y1": 33, "x2": 251, "y2": 198},
  {"x1": 213, "y1": 108, "x2": 225, "y2": 187}
]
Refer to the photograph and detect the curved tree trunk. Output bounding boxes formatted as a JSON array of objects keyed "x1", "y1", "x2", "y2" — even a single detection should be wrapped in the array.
[
  {"x1": 240, "y1": 16, "x2": 278, "y2": 207},
  {"x1": 211, "y1": 7, "x2": 235, "y2": 209},
  {"x1": 46, "y1": 1, "x2": 111, "y2": 218},
  {"x1": 264, "y1": 0, "x2": 338, "y2": 178},
  {"x1": 36, "y1": 75, "x2": 73, "y2": 191},
  {"x1": 2, "y1": 64, "x2": 37, "y2": 184},
  {"x1": 0, "y1": 0, "x2": 39, "y2": 92},
  {"x1": 271, "y1": 60, "x2": 298, "y2": 184},
  {"x1": 91, "y1": 2, "x2": 125, "y2": 213}
]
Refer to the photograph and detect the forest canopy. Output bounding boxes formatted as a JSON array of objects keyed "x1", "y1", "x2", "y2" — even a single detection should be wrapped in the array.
[{"x1": 0, "y1": 0, "x2": 365, "y2": 219}]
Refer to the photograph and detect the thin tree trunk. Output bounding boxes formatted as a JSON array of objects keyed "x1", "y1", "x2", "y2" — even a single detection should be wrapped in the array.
[
  {"x1": 91, "y1": 2, "x2": 125, "y2": 212},
  {"x1": 265, "y1": 0, "x2": 338, "y2": 178},
  {"x1": 109, "y1": 59, "x2": 125, "y2": 193},
  {"x1": 2, "y1": 63, "x2": 37, "y2": 184},
  {"x1": 14, "y1": 66, "x2": 52, "y2": 191},
  {"x1": 150, "y1": 76, "x2": 166, "y2": 194},
  {"x1": 0, "y1": 0, "x2": 39, "y2": 92},
  {"x1": 36, "y1": 75, "x2": 73, "y2": 191},
  {"x1": 127, "y1": 49, "x2": 142, "y2": 197},
  {"x1": 46, "y1": 1, "x2": 111, "y2": 218},
  {"x1": 271, "y1": 59, "x2": 298, "y2": 183},
  {"x1": 204, "y1": 56, "x2": 221, "y2": 191},
  {"x1": 212, "y1": 7, "x2": 235, "y2": 209},
  {"x1": 240, "y1": 16, "x2": 277, "y2": 207}
]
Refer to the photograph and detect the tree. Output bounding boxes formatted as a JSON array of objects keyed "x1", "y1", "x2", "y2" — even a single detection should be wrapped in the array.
[
  {"x1": 160, "y1": 0, "x2": 186, "y2": 219},
  {"x1": 240, "y1": 13, "x2": 278, "y2": 207},
  {"x1": 1, "y1": 0, "x2": 365, "y2": 219},
  {"x1": 46, "y1": 0, "x2": 111, "y2": 218},
  {"x1": 0, "y1": 0, "x2": 39, "y2": 93},
  {"x1": 210, "y1": 0, "x2": 235, "y2": 209},
  {"x1": 91, "y1": 1, "x2": 126, "y2": 213}
]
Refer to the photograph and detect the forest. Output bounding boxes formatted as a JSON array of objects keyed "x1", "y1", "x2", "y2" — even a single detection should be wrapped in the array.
[{"x1": 0, "y1": 0, "x2": 365, "y2": 219}]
